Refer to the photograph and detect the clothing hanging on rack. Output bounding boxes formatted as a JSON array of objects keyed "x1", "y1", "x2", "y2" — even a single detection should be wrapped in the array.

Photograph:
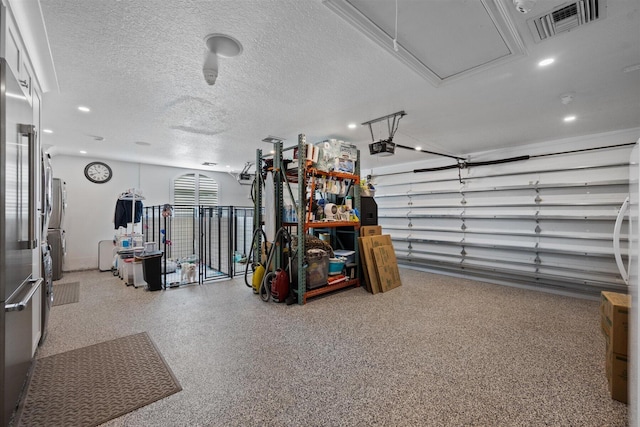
[{"x1": 114, "y1": 189, "x2": 145, "y2": 230}]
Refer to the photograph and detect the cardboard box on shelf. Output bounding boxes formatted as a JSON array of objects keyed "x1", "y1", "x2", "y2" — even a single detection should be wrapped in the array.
[
  {"x1": 600, "y1": 291, "x2": 630, "y2": 355},
  {"x1": 313, "y1": 139, "x2": 357, "y2": 173}
]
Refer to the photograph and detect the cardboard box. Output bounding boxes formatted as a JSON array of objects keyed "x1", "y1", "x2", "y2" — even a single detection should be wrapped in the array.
[
  {"x1": 359, "y1": 237, "x2": 376, "y2": 294},
  {"x1": 606, "y1": 347, "x2": 628, "y2": 404},
  {"x1": 360, "y1": 225, "x2": 382, "y2": 237},
  {"x1": 372, "y1": 245, "x2": 402, "y2": 292},
  {"x1": 313, "y1": 140, "x2": 357, "y2": 172},
  {"x1": 600, "y1": 291, "x2": 630, "y2": 356},
  {"x1": 359, "y1": 234, "x2": 393, "y2": 294}
]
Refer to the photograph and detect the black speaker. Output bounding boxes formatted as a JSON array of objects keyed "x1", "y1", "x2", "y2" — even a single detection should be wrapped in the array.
[{"x1": 360, "y1": 196, "x2": 378, "y2": 226}]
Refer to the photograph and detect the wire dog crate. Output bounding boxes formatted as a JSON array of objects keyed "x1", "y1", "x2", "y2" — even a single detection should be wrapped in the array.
[{"x1": 142, "y1": 205, "x2": 254, "y2": 288}]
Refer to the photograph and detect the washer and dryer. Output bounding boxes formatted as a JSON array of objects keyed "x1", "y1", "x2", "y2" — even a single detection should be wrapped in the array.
[
  {"x1": 39, "y1": 152, "x2": 54, "y2": 345},
  {"x1": 48, "y1": 177, "x2": 66, "y2": 281}
]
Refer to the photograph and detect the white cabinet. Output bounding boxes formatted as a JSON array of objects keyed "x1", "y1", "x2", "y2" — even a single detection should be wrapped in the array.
[
  {"x1": 4, "y1": 14, "x2": 20, "y2": 74},
  {"x1": 1, "y1": 3, "x2": 34, "y2": 103}
]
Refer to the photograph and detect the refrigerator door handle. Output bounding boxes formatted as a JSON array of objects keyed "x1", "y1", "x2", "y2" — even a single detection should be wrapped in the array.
[
  {"x1": 18, "y1": 124, "x2": 37, "y2": 250},
  {"x1": 613, "y1": 196, "x2": 630, "y2": 285},
  {"x1": 5, "y1": 278, "x2": 43, "y2": 312}
]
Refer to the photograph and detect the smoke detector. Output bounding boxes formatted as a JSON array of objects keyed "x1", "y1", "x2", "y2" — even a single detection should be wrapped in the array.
[
  {"x1": 205, "y1": 33, "x2": 243, "y2": 58},
  {"x1": 560, "y1": 92, "x2": 575, "y2": 105},
  {"x1": 513, "y1": 0, "x2": 537, "y2": 14},
  {"x1": 203, "y1": 33, "x2": 243, "y2": 85}
]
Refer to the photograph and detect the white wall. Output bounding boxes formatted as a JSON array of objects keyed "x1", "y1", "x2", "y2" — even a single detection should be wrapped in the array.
[{"x1": 49, "y1": 155, "x2": 252, "y2": 271}]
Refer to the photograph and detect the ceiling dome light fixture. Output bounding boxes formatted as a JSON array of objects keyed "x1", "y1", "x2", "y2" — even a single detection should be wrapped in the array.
[
  {"x1": 564, "y1": 115, "x2": 577, "y2": 122},
  {"x1": 78, "y1": 106, "x2": 91, "y2": 112},
  {"x1": 203, "y1": 33, "x2": 243, "y2": 86}
]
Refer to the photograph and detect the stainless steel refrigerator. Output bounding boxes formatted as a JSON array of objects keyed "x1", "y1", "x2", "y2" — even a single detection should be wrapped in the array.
[{"x1": 1, "y1": 58, "x2": 42, "y2": 425}]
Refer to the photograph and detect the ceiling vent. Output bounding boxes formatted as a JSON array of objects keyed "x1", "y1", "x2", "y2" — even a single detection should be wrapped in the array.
[{"x1": 527, "y1": 0, "x2": 606, "y2": 42}]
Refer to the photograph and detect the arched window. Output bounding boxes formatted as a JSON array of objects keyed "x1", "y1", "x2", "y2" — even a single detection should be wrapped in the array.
[{"x1": 173, "y1": 173, "x2": 218, "y2": 205}]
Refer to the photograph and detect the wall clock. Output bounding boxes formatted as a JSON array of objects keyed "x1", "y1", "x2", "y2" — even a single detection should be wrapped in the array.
[{"x1": 84, "y1": 161, "x2": 113, "y2": 184}]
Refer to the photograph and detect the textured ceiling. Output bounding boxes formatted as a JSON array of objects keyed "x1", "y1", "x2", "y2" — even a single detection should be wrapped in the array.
[
  {"x1": 36, "y1": 0, "x2": 640, "y2": 174},
  {"x1": 328, "y1": 0, "x2": 524, "y2": 82}
]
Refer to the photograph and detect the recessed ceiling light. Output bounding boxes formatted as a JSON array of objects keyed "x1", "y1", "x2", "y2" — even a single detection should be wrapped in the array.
[
  {"x1": 202, "y1": 162, "x2": 217, "y2": 166},
  {"x1": 78, "y1": 106, "x2": 91, "y2": 112},
  {"x1": 270, "y1": 150, "x2": 275, "y2": 154},
  {"x1": 43, "y1": 129, "x2": 53, "y2": 134},
  {"x1": 564, "y1": 115, "x2": 576, "y2": 122},
  {"x1": 226, "y1": 165, "x2": 231, "y2": 168},
  {"x1": 79, "y1": 150, "x2": 87, "y2": 154},
  {"x1": 538, "y1": 58, "x2": 554, "y2": 67},
  {"x1": 348, "y1": 123, "x2": 357, "y2": 129},
  {"x1": 415, "y1": 146, "x2": 422, "y2": 151},
  {"x1": 623, "y1": 63, "x2": 640, "y2": 73}
]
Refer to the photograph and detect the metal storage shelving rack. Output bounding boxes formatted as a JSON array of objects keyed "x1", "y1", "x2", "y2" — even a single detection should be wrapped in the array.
[{"x1": 255, "y1": 134, "x2": 361, "y2": 304}]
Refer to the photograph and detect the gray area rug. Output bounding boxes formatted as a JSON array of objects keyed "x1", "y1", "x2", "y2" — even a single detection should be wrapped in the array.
[
  {"x1": 52, "y1": 281, "x2": 79, "y2": 306},
  {"x1": 18, "y1": 332, "x2": 182, "y2": 427}
]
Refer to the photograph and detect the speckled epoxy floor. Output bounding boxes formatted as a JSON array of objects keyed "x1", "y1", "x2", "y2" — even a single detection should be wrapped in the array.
[{"x1": 36, "y1": 269, "x2": 628, "y2": 426}]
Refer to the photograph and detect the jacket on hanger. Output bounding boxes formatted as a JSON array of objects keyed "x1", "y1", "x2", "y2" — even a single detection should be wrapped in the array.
[{"x1": 114, "y1": 199, "x2": 143, "y2": 229}]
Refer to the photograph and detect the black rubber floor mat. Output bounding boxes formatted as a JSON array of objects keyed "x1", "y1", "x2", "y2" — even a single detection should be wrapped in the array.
[
  {"x1": 17, "y1": 332, "x2": 182, "y2": 426},
  {"x1": 52, "y1": 281, "x2": 80, "y2": 306}
]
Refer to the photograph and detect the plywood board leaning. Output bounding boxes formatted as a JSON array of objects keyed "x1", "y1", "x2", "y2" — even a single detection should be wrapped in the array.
[
  {"x1": 372, "y1": 245, "x2": 402, "y2": 292},
  {"x1": 359, "y1": 237, "x2": 379, "y2": 294},
  {"x1": 358, "y1": 237, "x2": 372, "y2": 293},
  {"x1": 361, "y1": 235, "x2": 393, "y2": 294}
]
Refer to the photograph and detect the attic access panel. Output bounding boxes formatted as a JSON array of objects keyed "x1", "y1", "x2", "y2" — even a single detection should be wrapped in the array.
[{"x1": 324, "y1": 0, "x2": 525, "y2": 86}]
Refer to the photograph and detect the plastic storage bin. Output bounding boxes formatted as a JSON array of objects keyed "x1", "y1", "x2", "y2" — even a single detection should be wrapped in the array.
[
  {"x1": 328, "y1": 258, "x2": 345, "y2": 275},
  {"x1": 333, "y1": 250, "x2": 355, "y2": 264},
  {"x1": 136, "y1": 250, "x2": 163, "y2": 291},
  {"x1": 306, "y1": 249, "x2": 329, "y2": 290}
]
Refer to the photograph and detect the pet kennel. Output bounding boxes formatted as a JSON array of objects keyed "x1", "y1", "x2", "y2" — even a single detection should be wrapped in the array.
[{"x1": 143, "y1": 205, "x2": 254, "y2": 288}]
